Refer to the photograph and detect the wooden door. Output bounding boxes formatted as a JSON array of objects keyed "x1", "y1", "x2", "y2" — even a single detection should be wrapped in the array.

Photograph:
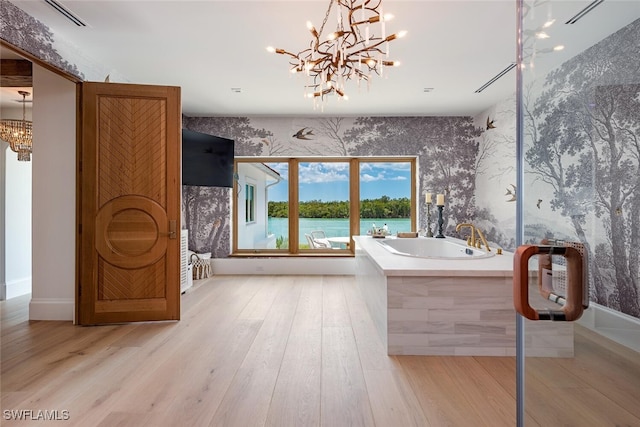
[{"x1": 78, "y1": 82, "x2": 181, "y2": 325}]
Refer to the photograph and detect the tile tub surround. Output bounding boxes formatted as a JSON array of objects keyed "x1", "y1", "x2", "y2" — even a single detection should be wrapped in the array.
[{"x1": 354, "y1": 236, "x2": 573, "y2": 357}]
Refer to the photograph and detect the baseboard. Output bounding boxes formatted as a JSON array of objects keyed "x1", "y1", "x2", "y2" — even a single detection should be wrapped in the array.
[
  {"x1": 4, "y1": 277, "x2": 31, "y2": 300},
  {"x1": 211, "y1": 257, "x2": 355, "y2": 275},
  {"x1": 578, "y1": 302, "x2": 640, "y2": 352},
  {"x1": 29, "y1": 298, "x2": 74, "y2": 321}
]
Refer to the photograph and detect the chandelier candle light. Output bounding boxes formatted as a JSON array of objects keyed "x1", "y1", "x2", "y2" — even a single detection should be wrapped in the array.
[
  {"x1": 0, "y1": 90, "x2": 32, "y2": 161},
  {"x1": 267, "y1": 0, "x2": 407, "y2": 106}
]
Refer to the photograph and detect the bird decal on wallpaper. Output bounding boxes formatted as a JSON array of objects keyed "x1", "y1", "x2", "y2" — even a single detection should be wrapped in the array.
[
  {"x1": 292, "y1": 127, "x2": 314, "y2": 140},
  {"x1": 261, "y1": 138, "x2": 270, "y2": 146},
  {"x1": 536, "y1": 199, "x2": 542, "y2": 209},
  {"x1": 486, "y1": 117, "x2": 496, "y2": 130},
  {"x1": 505, "y1": 184, "x2": 516, "y2": 202}
]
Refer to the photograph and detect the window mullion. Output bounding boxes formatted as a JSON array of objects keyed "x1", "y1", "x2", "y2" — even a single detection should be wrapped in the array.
[
  {"x1": 350, "y1": 158, "x2": 359, "y2": 253},
  {"x1": 289, "y1": 159, "x2": 299, "y2": 254}
]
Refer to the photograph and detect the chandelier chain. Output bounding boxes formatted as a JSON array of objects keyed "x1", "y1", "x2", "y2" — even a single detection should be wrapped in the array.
[{"x1": 318, "y1": 0, "x2": 335, "y2": 38}]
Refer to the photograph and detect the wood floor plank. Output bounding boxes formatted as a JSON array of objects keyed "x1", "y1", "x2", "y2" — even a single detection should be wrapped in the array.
[
  {"x1": 208, "y1": 276, "x2": 301, "y2": 426},
  {"x1": 474, "y1": 355, "x2": 517, "y2": 399},
  {"x1": 237, "y1": 275, "x2": 283, "y2": 320},
  {"x1": 96, "y1": 412, "x2": 151, "y2": 427},
  {"x1": 145, "y1": 319, "x2": 262, "y2": 427},
  {"x1": 321, "y1": 276, "x2": 351, "y2": 327},
  {"x1": 442, "y1": 357, "x2": 516, "y2": 426},
  {"x1": 399, "y1": 355, "x2": 514, "y2": 427},
  {"x1": 239, "y1": 276, "x2": 300, "y2": 370},
  {"x1": 106, "y1": 279, "x2": 264, "y2": 415},
  {"x1": 1, "y1": 274, "x2": 638, "y2": 427},
  {"x1": 321, "y1": 326, "x2": 375, "y2": 427},
  {"x1": 70, "y1": 276, "x2": 264, "y2": 427},
  {"x1": 265, "y1": 277, "x2": 322, "y2": 427},
  {"x1": 209, "y1": 367, "x2": 280, "y2": 427},
  {"x1": 363, "y1": 367, "x2": 430, "y2": 427}
]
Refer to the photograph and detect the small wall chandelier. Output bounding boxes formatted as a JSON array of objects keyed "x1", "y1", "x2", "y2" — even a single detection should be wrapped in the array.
[
  {"x1": 267, "y1": 0, "x2": 406, "y2": 105},
  {"x1": 0, "y1": 90, "x2": 33, "y2": 161}
]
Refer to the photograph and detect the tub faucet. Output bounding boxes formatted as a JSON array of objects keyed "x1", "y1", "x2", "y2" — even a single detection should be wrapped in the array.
[
  {"x1": 475, "y1": 228, "x2": 491, "y2": 252},
  {"x1": 456, "y1": 223, "x2": 476, "y2": 247}
]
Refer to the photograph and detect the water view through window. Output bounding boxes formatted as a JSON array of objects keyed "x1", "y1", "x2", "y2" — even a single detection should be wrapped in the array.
[{"x1": 235, "y1": 158, "x2": 414, "y2": 253}]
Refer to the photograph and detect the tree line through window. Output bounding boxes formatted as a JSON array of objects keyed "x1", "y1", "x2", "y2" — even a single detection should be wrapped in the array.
[{"x1": 233, "y1": 157, "x2": 416, "y2": 255}]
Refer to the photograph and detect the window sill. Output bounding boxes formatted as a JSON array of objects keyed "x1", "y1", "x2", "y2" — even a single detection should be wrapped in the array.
[{"x1": 229, "y1": 252, "x2": 354, "y2": 258}]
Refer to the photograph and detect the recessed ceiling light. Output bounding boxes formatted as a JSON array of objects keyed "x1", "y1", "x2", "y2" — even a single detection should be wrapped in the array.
[
  {"x1": 423, "y1": 88, "x2": 434, "y2": 93},
  {"x1": 231, "y1": 88, "x2": 242, "y2": 93}
]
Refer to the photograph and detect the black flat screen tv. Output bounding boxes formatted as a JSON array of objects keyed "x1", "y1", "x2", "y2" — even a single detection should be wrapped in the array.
[{"x1": 182, "y1": 129, "x2": 234, "y2": 188}]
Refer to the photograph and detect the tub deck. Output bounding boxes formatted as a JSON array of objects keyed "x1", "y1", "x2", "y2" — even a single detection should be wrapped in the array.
[{"x1": 354, "y1": 236, "x2": 574, "y2": 357}]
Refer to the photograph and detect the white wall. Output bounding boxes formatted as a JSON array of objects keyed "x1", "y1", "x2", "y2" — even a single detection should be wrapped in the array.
[
  {"x1": 29, "y1": 65, "x2": 76, "y2": 321},
  {"x1": 0, "y1": 142, "x2": 5, "y2": 300},
  {"x1": 236, "y1": 163, "x2": 272, "y2": 249},
  {"x1": 4, "y1": 144, "x2": 32, "y2": 299},
  {"x1": 1, "y1": 101, "x2": 33, "y2": 300}
]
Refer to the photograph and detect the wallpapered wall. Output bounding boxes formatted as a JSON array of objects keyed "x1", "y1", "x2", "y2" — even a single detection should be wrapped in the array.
[
  {"x1": 182, "y1": 116, "x2": 484, "y2": 256},
  {"x1": 474, "y1": 17, "x2": 640, "y2": 320},
  {"x1": 473, "y1": 94, "x2": 517, "y2": 252},
  {"x1": 522, "y1": 17, "x2": 640, "y2": 319}
]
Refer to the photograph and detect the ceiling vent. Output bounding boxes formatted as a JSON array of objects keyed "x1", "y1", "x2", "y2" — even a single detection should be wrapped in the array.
[
  {"x1": 44, "y1": 0, "x2": 87, "y2": 26},
  {"x1": 474, "y1": 63, "x2": 516, "y2": 93},
  {"x1": 565, "y1": 0, "x2": 604, "y2": 24}
]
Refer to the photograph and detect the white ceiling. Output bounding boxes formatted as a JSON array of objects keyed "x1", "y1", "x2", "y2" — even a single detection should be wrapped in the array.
[{"x1": 3, "y1": 1, "x2": 640, "y2": 117}]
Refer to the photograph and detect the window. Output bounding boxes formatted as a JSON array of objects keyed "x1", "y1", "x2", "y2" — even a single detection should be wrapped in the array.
[
  {"x1": 298, "y1": 161, "x2": 350, "y2": 250},
  {"x1": 233, "y1": 157, "x2": 416, "y2": 255},
  {"x1": 245, "y1": 184, "x2": 255, "y2": 223},
  {"x1": 359, "y1": 161, "x2": 413, "y2": 236}
]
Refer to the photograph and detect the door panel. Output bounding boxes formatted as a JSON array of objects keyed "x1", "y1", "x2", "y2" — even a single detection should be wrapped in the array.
[
  {"x1": 517, "y1": 1, "x2": 640, "y2": 425},
  {"x1": 79, "y1": 82, "x2": 181, "y2": 324}
]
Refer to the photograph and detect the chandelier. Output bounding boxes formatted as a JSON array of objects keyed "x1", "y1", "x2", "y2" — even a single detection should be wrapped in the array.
[
  {"x1": 267, "y1": 0, "x2": 406, "y2": 104},
  {"x1": 0, "y1": 91, "x2": 32, "y2": 161}
]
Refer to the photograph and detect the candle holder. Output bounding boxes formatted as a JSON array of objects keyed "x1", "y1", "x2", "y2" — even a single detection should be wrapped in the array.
[
  {"x1": 435, "y1": 205, "x2": 445, "y2": 238},
  {"x1": 426, "y1": 202, "x2": 433, "y2": 237}
]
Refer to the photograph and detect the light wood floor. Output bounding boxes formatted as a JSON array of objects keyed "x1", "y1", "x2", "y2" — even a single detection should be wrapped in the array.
[{"x1": 2, "y1": 275, "x2": 639, "y2": 426}]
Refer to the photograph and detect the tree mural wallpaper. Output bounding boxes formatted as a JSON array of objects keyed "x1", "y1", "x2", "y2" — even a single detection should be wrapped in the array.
[
  {"x1": 523, "y1": 18, "x2": 640, "y2": 318},
  {"x1": 346, "y1": 117, "x2": 482, "y2": 235},
  {"x1": 472, "y1": 95, "x2": 518, "y2": 253},
  {"x1": 181, "y1": 116, "x2": 484, "y2": 258}
]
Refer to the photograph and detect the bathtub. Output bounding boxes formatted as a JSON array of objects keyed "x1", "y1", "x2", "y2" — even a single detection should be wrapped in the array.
[
  {"x1": 354, "y1": 236, "x2": 571, "y2": 357},
  {"x1": 376, "y1": 237, "x2": 494, "y2": 259}
]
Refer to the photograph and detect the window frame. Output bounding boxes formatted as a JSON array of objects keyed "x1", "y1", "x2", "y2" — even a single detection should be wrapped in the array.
[{"x1": 232, "y1": 156, "x2": 417, "y2": 256}]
